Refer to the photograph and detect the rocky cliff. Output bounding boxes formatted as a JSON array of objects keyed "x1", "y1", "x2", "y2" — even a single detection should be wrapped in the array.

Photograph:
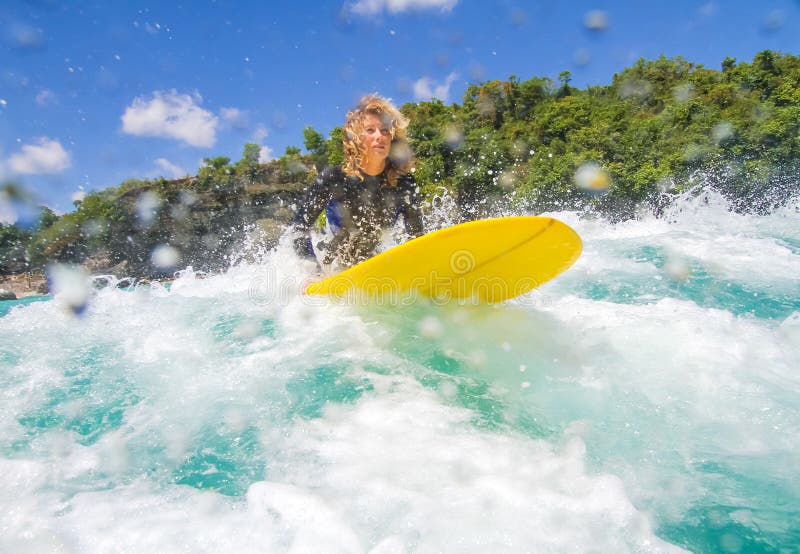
[{"x1": 7, "y1": 159, "x2": 315, "y2": 287}]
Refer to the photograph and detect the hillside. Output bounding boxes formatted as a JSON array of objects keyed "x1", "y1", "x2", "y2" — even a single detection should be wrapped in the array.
[{"x1": 1, "y1": 51, "x2": 798, "y2": 288}]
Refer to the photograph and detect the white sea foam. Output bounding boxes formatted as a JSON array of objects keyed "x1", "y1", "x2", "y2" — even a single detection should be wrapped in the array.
[{"x1": 1, "y1": 193, "x2": 798, "y2": 551}]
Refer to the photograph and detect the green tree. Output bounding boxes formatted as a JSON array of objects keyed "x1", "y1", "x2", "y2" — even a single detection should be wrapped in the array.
[
  {"x1": 197, "y1": 156, "x2": 234, "y2": 188},
  {"x1": 242, "y1": 143, "x2": 261, "y2": 164},
  {"x1": 279, "y1": 146, "x2": 305, "y2": 175},
  {"x1": 303, "y1": 126, "x2": 325, "y2": 152},
  {"x1": 303, "y1": 126, "x2": 329, "y2": 170},
  {"x1": 235, "y1": 143, "x2": 262, "y2": 180},
  {"x1": 202, "y1": 156, "x2": 231, "y2": 171},
  {"x1": 326, "y1": 127, "x2": 345, "y2": 166},
  {"x1": 722, "y1": 56, "x2": 737, "y2": 72},
  {"x1": 516, "y1": 76, "x2": 552, "y2": 117},
  {"x1": 557, "y1": 71, "x2": 573, "y2": 97},
  {"x1": 38, "y1": 206, "x2": 59, "y2": 229}
]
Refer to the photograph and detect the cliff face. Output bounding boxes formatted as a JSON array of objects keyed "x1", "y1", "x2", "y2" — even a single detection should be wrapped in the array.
[
  {"x1": 73, "y1": 162, "x2": 312, "y2": 279},
  {"x1": 126, "y1": 179, "x2": 303, "y2": 277}
]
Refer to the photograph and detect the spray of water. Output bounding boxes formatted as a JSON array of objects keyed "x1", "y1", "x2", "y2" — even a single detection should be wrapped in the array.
[{"x1": 1, "y1": 172, "x2": 799, "y2": 551}]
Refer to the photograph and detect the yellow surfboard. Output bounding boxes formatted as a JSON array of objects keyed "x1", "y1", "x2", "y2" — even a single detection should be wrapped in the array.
[{"x1": 304, "y1": 216, "x2": 582, "y2": 304}]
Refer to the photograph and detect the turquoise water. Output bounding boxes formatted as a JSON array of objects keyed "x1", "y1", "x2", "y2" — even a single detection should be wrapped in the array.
[
  {"x1": 0, "y1": 294, "x2": 50, "y2": 318},
  {"x1": 1, "y1": 191, "x2": 798, "y2": 552}
]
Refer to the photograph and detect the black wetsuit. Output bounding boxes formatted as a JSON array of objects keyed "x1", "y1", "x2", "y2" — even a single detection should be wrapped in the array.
[{"x1": 291, "y1": 166, "x2": 424, "y2": 267}]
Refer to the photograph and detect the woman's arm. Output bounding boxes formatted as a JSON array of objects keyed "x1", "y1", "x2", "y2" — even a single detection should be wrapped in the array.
[{"x1": 290, "y1": 169, "x2": 335, "y2": 260}]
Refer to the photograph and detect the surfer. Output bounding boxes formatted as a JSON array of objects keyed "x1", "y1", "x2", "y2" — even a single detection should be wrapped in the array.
[{"x1": 291, "y1": 94, "x2": 424, "y2": 270}]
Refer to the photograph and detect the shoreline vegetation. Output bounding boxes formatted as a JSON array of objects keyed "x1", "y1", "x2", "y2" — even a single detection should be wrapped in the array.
[{"x1": 2, "y1": 52, "x2": 799, "y2": 296}]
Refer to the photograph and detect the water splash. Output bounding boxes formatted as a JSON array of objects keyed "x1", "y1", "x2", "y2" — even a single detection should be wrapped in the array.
[{"x1": 2, "y1": 181, "x2": 799, "y2": 551}]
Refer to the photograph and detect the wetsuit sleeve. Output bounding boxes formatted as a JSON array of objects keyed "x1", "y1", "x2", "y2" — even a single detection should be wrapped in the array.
[
  {"x1": 401, "y1": 174, "x2": 424, "y2": 238},
  {"x1": 290, "y1": 170, "x2": 334, "y2": 260}
]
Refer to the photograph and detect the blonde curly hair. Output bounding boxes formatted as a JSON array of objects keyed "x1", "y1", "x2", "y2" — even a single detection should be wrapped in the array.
[{"x1": 342, "y1": 94, "x2": 413, "y2": 186}]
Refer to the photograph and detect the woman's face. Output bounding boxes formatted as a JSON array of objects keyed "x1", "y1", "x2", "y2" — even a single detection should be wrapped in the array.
[{"x1": 360, "y1": 112, "x2": 392, "y2": 165}]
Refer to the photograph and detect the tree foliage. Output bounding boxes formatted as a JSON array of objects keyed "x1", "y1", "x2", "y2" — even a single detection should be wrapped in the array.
[
  {"x1": 303, "y1": 126, "x2": 329, "y2": 170},
  {"x1": 399, "y1": 50, "x2": 800, "y2": 215},
  {"x1": 235, "y1": 143, "x2": 262, "y2": 180}
]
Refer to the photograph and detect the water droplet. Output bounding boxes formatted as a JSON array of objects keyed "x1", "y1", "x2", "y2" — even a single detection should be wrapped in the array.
[
  {"x1": 584, "y1": 10, "x2": 609, "y2": 31},
  {"x1": 573, "y1": 48, "x2": 591, "y2": 66},
  {"x1": 762, "y1": 10, "x2": 784, "y2": 33},
  {"x1": 47, "y1": 264, "x2": 91, "y2": 316},
  {"x1": 419, "y1": 316, "x2": 444, "y2": 339},
  {"x1": 467, "y1": 349, "x2": 488, "y2": 367},
  {"x1": 664, "y1": 255, "x2": 691, "y2": 282},
  {"x1": 150, "y1": 244, "x2": 181, "y2": 269},
  {"x1": 499, "y1": 171, "x2": 516, "y2": 190},
  {"x1": 444, "y1": 124, "x2": 464, "y2": 149},
  {"x1": 712, "y1": 122, "x2": 734, "y2": 145},
  {"x1": 575, "y1": 162, "x2": 611, "y2": 193},
  {"x1": 136, "y1": 190, "x2": 162, "y2": 225},
  {"x1": 672, "y1": 82, "x2": 694, "y2": 103},
  {"x1": 81, "y1": 218, "x2": 104, "y2": 238}
]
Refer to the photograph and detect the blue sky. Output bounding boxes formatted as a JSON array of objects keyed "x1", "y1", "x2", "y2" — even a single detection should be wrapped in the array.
[{"x1": 1, "y1": 0, "x2": 798, "y2": 217}]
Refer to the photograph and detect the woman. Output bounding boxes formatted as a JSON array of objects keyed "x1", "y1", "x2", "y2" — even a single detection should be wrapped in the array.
[{"x1": 291, "y1": 94, "x2": 424, "y2": 269}]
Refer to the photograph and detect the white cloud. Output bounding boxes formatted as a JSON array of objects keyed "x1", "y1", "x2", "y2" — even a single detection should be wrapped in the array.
[
  {"x1": 413, "y1": 72, "x2": 459, "y2": 102},
  {"x1": 220, "y1": 107, "x2": 249, "y2": 129},
  {"x1": 35, "y1": 89, "x2": 57, "y2": 106},
  {"x1": 258, "y1": 146, "x2": 274, "y2": 163},
  {"x1": 348, "y1": 0, "x2": 458, "y2": 15},
  {"x1": 121, "y1": 90, "x2": 218, "y2": 147},
  {"x1": 8, "y1": 137, "x2": 71, "y2": 174},
  {"x1": 154, "y1": 158, "x2": 186, "y2": 178},
  {"x1": 252, "y1": 124, "x2": 269, "y2": 143}
]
